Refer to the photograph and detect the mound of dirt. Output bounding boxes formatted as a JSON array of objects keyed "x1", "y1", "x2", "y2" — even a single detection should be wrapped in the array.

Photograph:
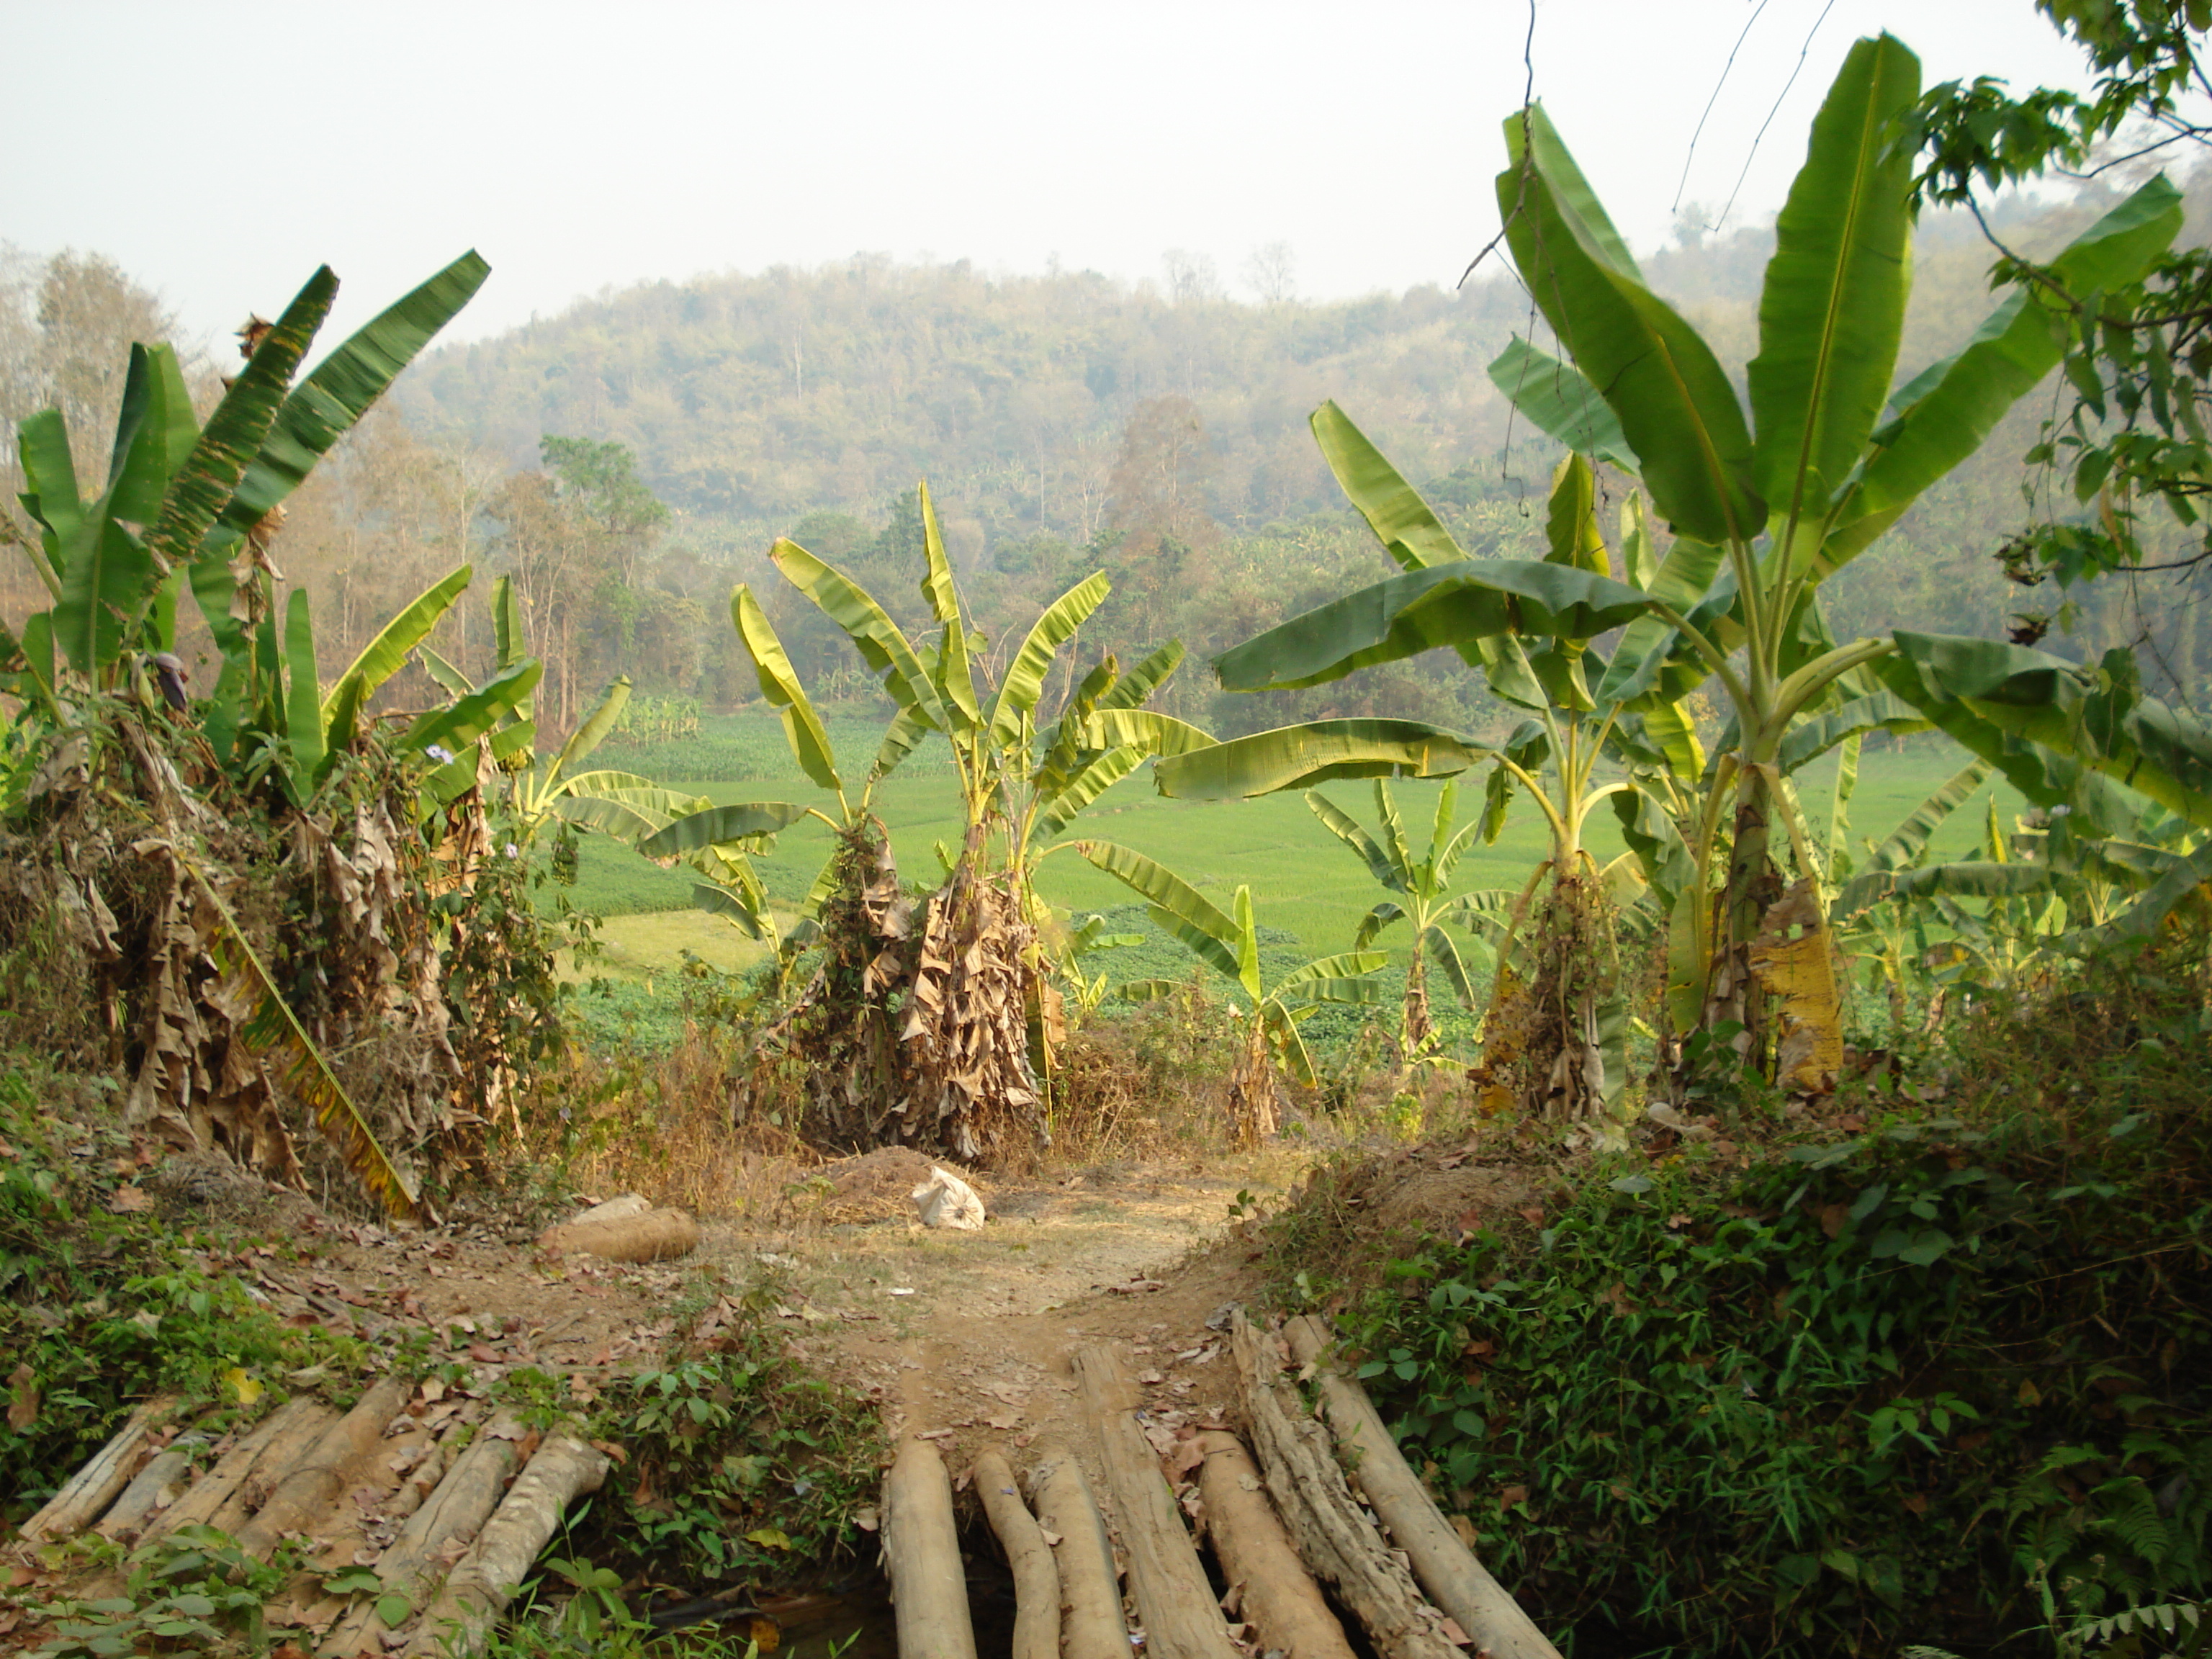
[
  {"x1": 811, "y1": 1146, "x2": 984, "y2": 1225},
  {"x1": 1373, "y1": 1159, "x2": 1542, "y2": 1236}
]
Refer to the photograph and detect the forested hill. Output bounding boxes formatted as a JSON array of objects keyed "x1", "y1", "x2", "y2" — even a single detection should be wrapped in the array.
[
  {"x1": 397, "y1": 256, "x2": 1540, "y2": 557},
  {"x1": 394, "y1": 186, "x2": 2161, "y2": 565}
]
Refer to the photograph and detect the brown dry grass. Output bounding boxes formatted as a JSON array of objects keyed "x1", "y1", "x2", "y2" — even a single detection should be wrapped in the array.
[{"x1": 519, "y1": 997, "x2": 1311, "y2": 1221}]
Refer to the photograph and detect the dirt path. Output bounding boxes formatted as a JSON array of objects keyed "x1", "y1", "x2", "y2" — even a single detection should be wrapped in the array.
[
  {"x1": 688, "y1": 1148, "x2": 1303, "y2": 1465},
  {"x1": 146, "y1": 1143, "x2": 1314, "y2": 1509}
]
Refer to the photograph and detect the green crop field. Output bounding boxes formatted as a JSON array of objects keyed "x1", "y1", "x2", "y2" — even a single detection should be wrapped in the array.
[{"x1": 559, "y1": 711, "x2": 2023, "y2": 985}]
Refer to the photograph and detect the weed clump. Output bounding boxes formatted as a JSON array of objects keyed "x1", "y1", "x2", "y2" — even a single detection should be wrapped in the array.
[{"x1": 1274, "y1": 947, "x2": 2212, "y2": 1659}]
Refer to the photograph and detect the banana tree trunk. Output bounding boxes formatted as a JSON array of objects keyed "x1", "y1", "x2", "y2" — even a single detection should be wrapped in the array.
[
  {"x1": 1228, "y1": 1020, "x2": 1278, "y2": 1144},
  {"x1": 1400, "y1": 947, "x2": 1432, "y2": 1059},
  {"x1": 1701, "y1": 772, "x2": 1784, "y2": 1074}
]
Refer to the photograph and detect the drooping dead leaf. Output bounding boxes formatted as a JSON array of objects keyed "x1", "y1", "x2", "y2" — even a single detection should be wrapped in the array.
[{"x1": 1748, "y1": 880, "x2": 1844, "y2": 1094}]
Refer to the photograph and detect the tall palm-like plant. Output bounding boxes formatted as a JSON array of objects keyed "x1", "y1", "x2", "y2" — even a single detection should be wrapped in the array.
[
  {"x1": 674, "y1": 486, "x2": 1210, "y2": 1162},
  {"x1": 1164, "y1": 35, "x2": 2183, "y2": 1086},
  {"x1": 1308, "y1": 779, "x2": 1486, "y2": 1059},
  {"x1": 1073, "y1": 841, "x2": 1384, "y2": 1141}
]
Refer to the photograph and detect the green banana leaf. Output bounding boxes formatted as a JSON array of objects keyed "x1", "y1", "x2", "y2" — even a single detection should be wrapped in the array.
[
  {"x1": 1261, "y1": 1001, "x2": 1320, "y2": 1087},
  {"x1": 1823, "y1": 177, "x2": 2182, "y2": 570},
  {"x1": 405, "y1": 659, "x2": 543, "y2": 760},
  {"x1": 1096, "y1": 641, "x2": 1186, "y2": 712},
  {"x1": 53, "y1": 347, "x2": 197, "y2": 675},
  {"x1": 1233, "y1": 886, "x2": 1262, "y2": 999},
  {"x1": 15, "y1": 408, "x2": 81, "y2": 595},
  {"x1": 1870, "y1": 757, "x2": 1993, "y2": 873},
  {"x1": 322, "y1": 565, "x2": 475, "y2": 757},
  {"x1": 152, "y1": 266, "x2": 336, "y2": 575},
  {"x1": 1500, "y1": 104, "x2": 1764, "y2": 547},
  {"x1": 1774, "y1": 691, "x2": 1931, "y2": 774},
  {"x1": 988, "y1": 570, "x2": 1110, "y2": 746},
  {"x1": 2072, "y1": 841, "x2": 2212, "y2": 950},
  {"x1": 733, "y1": 585, "x2": 842, "y2": 795},
  {"x1": 1591, "y1": 539, "x2": 1731, "y2": 709},
  {"x1": 871, "y1": 703, "x2": 935, "y2": 786},
  {"x1": 1747, "y1": 35, "x2": 1919, "y2": 521},
  {"x1": 493, "y1": 575, "x2": 528, "y2": 675},
  {"x1": 692, "y1": 879, "x2": 773, "y2": 941},
  {"x1": 770, "y1": 538, "x2": 944, "y2": 729},
  {"x1": 1277, "y1": 950, "x2": 1388, "y2": 989},
  {"x1": 1215, "y1": 559, "x2": 1653, "y2": 693},
  {"x1": 1082, "y1": 709, "x2": 1215, "y2": 757},
  {"x1": 1156, "y1": 719, "x2": 1487, "y2": 799},
  {"x1": 416, "y1": 645, "x2": 473, "y2": 700},
  {"x1": 1308, "y1": 791, "x2": 1401, "y2": 890},
  {"x1": 1309, "y1": 401, "x2": 1465, "y2": 571},
  {"x1": 1881, "y1": 633, "x2": 2212, "y2": 827},
  {"x1": 107, "y1": 344, "x2": 201, "y2": 530},
  {"x1": 556, "y1": 781, "x2": 714, "y2": 842},
  {"x1": 1483, "y1": 338, "x2": 1638, "y2": 474},
  {"x1": 218, "y1": 251, "x2": 490, "y2": 544},
  {"x1": 1276, "y1": 976, "x2": 1388, "y2": 1009},
  {"x1": 916, "y1": 482, "x2": 980, "y2": 727},
  {"x1": 1354, "y1": 901, "x2": 1409, "y2": 950},
  {"x1": 1037, "y1": 744, "x2": 1146, "y2": 839},
  {"x1": 1074, "y1": 841, "x2": 1244, "y2": 981},
  {"x1": 281, "y1": 588, "x2": 325, "y2": 804},
  {"x1": 639, "y1": 802, "x2": 812, "y2": 858},
  {"x1": 549, "y1": 675, "x2": 631, "y2": 781}
]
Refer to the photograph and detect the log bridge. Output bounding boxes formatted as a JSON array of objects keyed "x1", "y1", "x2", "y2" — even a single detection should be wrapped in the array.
[
  {"x1": 883, "y1": 1312, "x2": 1561, "y2": 1659},
  {"x1": 17, "y1": 1313, "x2": 1558, "y2": 1659},
  {"x1": 10, "y1": 1375, "x2": 609, "y2": 1658}
]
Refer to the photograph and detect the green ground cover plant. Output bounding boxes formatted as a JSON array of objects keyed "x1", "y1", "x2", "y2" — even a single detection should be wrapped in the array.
[{"x1": 1280, "y1": 940, "x2": 2212, "y2": 1659}]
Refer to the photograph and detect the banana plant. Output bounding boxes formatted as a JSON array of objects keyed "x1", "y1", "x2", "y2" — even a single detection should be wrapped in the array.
[
  {"x1": 1072, "y1": 840, "x2": 1385, "y2": 1141},
  {"x1": 1156, "y1": 421, "x2": 1698, "y2": 1115},
  {"x1": 1169, "y1": 36, "x2": 2181, "y2": 1076},
  {"x1": 10, "y1": 255, "x2": 490, "y2": 734},
  {"x1": 1485, "y1": 37, "x2": 2182, "y2": 1060},
  {"x1": 1827, "y1": 757, "x2": 1995, "y2": 1033},
  {"x1": 759, "y1": 483, "x2": 1212, "y2": 913},
  {"x1": 1873, "y1": 630, "x2": 2212, "y2": 951},
  {"x1": 1307, "y1": 779, "x2": 1488, "y2": 1059}
]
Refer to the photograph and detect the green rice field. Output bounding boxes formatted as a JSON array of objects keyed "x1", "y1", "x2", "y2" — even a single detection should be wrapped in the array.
[{"x1": 562, "y1": 711, "x2": 2024, "y2": 979}]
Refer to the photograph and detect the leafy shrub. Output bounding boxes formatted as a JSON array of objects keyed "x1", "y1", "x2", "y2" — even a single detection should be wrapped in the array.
[
  {"x1": 576, "y1": 1271, "x2": 882, "y2": 1587},
  {"x1": 1308, "y1": 991, "x2": 2212, "y2": 1658}
]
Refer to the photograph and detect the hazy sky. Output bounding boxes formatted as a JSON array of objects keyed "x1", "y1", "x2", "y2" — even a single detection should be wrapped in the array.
[{"x1": 5, "y1": 1, "x2": 2108, "y2": 354}]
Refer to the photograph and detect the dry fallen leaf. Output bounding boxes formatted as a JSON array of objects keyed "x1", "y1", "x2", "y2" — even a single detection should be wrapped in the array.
[{"x1": 5, "y1": 1364, "x2": 37, "y2": 1432}]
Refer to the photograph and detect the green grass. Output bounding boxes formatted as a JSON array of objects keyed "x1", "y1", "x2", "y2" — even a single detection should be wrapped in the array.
[{"x1": 557, "y1": 714, "x2": 2023, "y2": 972}]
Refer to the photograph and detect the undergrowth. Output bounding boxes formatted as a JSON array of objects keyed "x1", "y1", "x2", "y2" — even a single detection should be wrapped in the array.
[
  {"x1": 565, "y1": 1266, "x2": 884, "y2": 1596},
  {"x1": 0, "y1": 1065, "x2": 364, "y2": 1514},
  {"x1": 1273, "y1": 945, "x2": 2212, "y2": 1659}
]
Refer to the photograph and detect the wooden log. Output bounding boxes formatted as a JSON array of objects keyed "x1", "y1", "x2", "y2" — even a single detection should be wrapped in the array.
[
  {"x1": 400, "y1": 1431, "x2": 610, "y2": 1658},
  {"x1": 534, "y1": 1207, "x2": 698, "y2": 1262},
  {"x1": 1071, "y1": 1345, "x2": 1240, "y2": 1659},
  {"x1": 1028, "y1": 1450, "x2": 1125, "y2": 1659},
  {"x1": 1196, "y1": 1431, "x2": 1357, "y2": 1659},
  {"x1": 1228, "y1": 1315, "x2": 1460, "y2": 1659},
  {"x1": 319, "y1": 1413, "x2": 525, "y2": 1658},
  {"x1": 882, "y1": 1437, "x2": 978, "y2": 1659},
  {"x1": 235, "y1": 1375, "x2": 414, "y2": 1560},
  {"x1": 202, "y1": 1401, "x2": 341, "y2": 1537},
  {"x1": 139, "y1": 1398, "x2": 323, "y2": 1545},
  {"x1": 17, "y1": 1395, "x2": 179, "y2": 1542},
  {"x1": 1285, "y1": 1316, "x2": 1560, "y2": 1659},
  {"x1": 92, "y1": 1449, "x2": 192, "y2": 1543},
  {"x1": 976, "y1": 1448, "x2": 1061, "y2": 1659}
]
